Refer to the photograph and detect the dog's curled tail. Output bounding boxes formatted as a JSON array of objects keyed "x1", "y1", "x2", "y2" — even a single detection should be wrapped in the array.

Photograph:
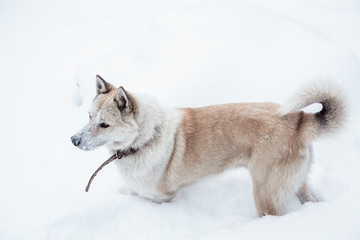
[{"x1": 278, "y1": 81, "x2": 346, "y2": 139}]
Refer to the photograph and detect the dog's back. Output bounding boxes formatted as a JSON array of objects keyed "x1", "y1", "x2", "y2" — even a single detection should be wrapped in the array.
[{"x1": 158, "y1": 82, "x2": 346, "y2": 216}]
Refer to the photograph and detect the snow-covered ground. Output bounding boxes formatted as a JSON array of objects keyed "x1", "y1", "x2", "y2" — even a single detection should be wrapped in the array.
[{"x1": 1, "y1": 0, "x2": 360, "y2": 239}]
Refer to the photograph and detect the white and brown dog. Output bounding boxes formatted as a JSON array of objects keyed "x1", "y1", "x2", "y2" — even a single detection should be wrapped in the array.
[{"x1": 71, "y1": 75, "x2": 345, "y2": 216}]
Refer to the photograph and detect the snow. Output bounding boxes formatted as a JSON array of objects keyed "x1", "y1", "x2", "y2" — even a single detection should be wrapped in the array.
[{"x1": 0, "y1": 0, "x2": 360, "y2": 239}]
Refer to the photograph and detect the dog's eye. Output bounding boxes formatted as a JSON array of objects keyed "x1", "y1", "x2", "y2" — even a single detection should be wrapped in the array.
[{"x1": 99, "y1": 122, "x2": 110, "y2": 128}]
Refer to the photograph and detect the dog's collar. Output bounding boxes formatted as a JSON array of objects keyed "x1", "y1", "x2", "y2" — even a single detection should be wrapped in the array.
[{"x1": 115, "y1": 147, "x2": 138, "y2": 159}]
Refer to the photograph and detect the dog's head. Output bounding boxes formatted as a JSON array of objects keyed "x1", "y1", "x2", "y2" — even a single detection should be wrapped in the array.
[{"x1": 71, "y1": 75, "x2": 139, "y2": 151}]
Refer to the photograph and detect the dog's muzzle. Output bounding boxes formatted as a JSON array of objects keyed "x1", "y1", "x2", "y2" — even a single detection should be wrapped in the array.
[{"x1": 71, "y1": 134, "x2": 82, "y2": 146}]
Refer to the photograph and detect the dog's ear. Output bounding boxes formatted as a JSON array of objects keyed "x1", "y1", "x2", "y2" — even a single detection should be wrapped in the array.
[
  {"x1": 96, "y1": 75, "x2": 113, "y2": 95},
  {"x1": 114, "y1": 86, "x2": 135, "y2": 113}
]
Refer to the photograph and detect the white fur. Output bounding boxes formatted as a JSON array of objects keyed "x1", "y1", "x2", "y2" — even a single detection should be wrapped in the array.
[
  {"x1": 112, "y1": 95, "x2": 183, "y2": 202},
  {"x1": 277, "y1": 146, "x2": 313, "y2": 214},
  {"x1": 278, "y1": 81, "x2": 343, "y2": 115}
]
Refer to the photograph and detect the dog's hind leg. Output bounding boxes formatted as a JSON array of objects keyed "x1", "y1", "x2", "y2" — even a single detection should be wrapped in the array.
[
  {"x1": 252, "y1": 184, "x2": 281, "y2": 216},
  {"x1": 252, "y1": 177, "x2": 289, "y2": 216},
  {"x1": 250, "y1": 166, "x2": 289, "y2": 216},
  {"x1": 297, "y1": 182, "x2": 316, "y2": 204},
  {"x1": 297, "y1": 146, "x2": 316, "y2": 204},
  {"x1": 250, "y1": 156, "x2": 309, "y2": 216}
]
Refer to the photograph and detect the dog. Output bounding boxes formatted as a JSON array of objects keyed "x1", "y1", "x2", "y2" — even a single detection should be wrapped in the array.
[{"x1": 71, "y1": 75, "x2": 345, "y2": 216}]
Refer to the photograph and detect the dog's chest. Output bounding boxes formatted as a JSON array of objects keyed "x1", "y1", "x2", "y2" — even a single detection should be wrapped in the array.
[
  {"x1": 115, "y1": 154, "x2": 168, "y2": 200},
  {"x1": 114, "y1": 109, "x2": 182, "y2": 201}
]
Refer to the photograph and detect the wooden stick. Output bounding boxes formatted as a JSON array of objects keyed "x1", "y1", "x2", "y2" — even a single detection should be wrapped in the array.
[{"x1": 85, "y1": 153, "x2": 118, "y2": 192}]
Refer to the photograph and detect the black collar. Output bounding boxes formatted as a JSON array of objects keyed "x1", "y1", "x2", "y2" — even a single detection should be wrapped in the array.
[{"x1": 115, "y1": 147, "x2": 138, "y2": 159}]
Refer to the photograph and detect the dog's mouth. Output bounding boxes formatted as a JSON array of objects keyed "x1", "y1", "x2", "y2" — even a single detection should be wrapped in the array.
[
  {"x1": 71, "y1": 134, "x2": 107, "y2": 151},
  {"x1": 81, "y1": 140, "x2": 107, "y2": 151},
  {"x1": 77, "y1": 144, "x2": 95, "y2": 151}
]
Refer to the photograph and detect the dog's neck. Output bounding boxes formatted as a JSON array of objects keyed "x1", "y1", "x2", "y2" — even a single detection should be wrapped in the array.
[
  {"x1": 109, "y1": 94, "x2": 164, "y2": 156},
  {"x1": 115, "y1": 147, "x2": 138, "y2": 159},
  {"x1": 115, "y1": 124, "x2": 160, "y2": 158},
  {"x1": 129, "y1": 94, "x2": 164, "y2": 150}
]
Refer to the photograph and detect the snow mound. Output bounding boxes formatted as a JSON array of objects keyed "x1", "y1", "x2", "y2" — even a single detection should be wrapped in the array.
[{"x1": 0, "y1": 0, "x2": 359, "y2": 239}]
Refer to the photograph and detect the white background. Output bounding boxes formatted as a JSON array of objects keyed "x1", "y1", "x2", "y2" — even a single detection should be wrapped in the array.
[{"x1": 0, "y1": 0, "x2": 359, "y2": 239}]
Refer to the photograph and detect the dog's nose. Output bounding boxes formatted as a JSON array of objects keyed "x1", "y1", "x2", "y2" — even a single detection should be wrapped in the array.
[{"x1": 71, "y1": 135, "x2": 81, "y2": 146}]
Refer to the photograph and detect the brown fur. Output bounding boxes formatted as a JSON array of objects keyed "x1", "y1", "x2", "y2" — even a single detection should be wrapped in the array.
[{"x1": 158, "y1": 102, "x2": 317, "y2": 216}]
